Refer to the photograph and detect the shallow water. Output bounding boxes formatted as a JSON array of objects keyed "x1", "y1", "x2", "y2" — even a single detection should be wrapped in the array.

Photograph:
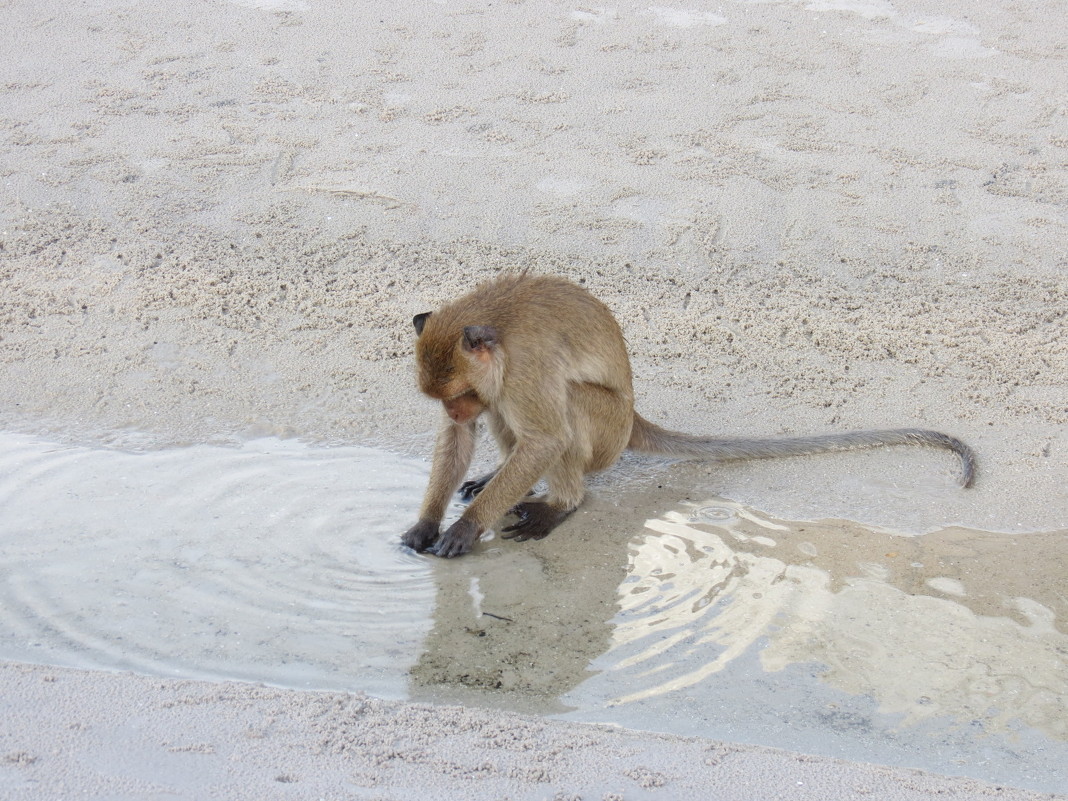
[
  {"x1": 1, "y1": 432, "x2": 1065, "y2": 792},
  {"x1": 0, "y1": 432, "x2": 434, "y2": 696},
  {"x1": 559, "y1": 501, "x2": 1068, "y2": 791}
]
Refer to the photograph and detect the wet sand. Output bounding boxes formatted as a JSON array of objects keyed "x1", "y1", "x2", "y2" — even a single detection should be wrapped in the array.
[{"x1": 1, "y1": 0, "x2": 1066, "y2": 797}]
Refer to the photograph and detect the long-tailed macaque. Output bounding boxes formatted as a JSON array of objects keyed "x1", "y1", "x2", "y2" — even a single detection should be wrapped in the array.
[{"x1": 403, "y1": 274, "x2": 976, "y2": 558}]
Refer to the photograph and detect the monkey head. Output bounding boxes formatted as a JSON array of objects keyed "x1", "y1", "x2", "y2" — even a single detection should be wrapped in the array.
[{"x1": 412, "y1": 312, "x2": 499, "y2": 424}]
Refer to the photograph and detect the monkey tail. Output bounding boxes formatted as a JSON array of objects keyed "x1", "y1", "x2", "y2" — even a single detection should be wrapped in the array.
[{"x1": 628, "y1": 414, "x2": 976, "y2": 488}]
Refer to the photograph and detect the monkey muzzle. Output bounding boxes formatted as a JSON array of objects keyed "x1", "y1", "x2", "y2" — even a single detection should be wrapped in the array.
[{"x1": 443, "y1": 390, "x2": 484, "y2": 424}]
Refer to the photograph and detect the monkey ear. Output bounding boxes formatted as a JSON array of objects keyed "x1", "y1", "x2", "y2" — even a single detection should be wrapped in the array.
[
  {"x1": 462, "y1": 325, "x2": 499, "y2": 354},
  {"x1": 412, "y1": 312, "x2": 431, "y2": 335}
]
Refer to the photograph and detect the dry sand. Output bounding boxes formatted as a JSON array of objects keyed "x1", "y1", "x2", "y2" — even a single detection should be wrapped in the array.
[
  {"x1": 3, "y1": 660, "x2": 1060, "y2": 801},
  {"x1": 1, "y1": 0, "x2": 1066, "y2": 798}
]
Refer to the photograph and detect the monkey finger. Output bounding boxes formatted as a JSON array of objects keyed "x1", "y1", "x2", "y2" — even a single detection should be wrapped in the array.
[
  {"x1": 430, "y1": 518, "x2": 481, "y2": 558},
  {"x1": 500, "y1": 517, "x2": 530, "y2": 533},
  {"x1": 506, "y1": 529, "x2": 546, "y2": 542},
  {"x1": 500, "y1": 511, "x2": 533, "y2": 536},
  {"x1": 434, "y1": 539, "x2": 471, "y2": 558},
  {"x1": 457, "y1": 481, "x2": 487, "y2": 502},
  {"x1": 427, "y1": 538, "x2": 460, "y2": 558},
  {"x1": 503, "y1": 525, "x2": 549, "y2": 541},
  {"x1": 457, "y1": 483, "x2": 479, "y2": 502},
  {"x1": 401, "y1": 519, "x2": 440, "y2": 552},
  {"x1": 501, "y1": 501, "x2": 573, "y2": 540}
]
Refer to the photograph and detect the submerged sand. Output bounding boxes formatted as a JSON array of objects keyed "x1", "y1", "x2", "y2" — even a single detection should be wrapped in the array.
[{"x1": 1, "y1": 0, "x2": 1066, "y2": 797}]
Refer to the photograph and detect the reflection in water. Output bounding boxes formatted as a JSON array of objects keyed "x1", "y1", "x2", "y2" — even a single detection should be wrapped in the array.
[
  {"x1": 598, "y1": 500, "x2": 1067, "y2": 741},
  {"x1": 0, "y1": 432, "x2": 433, "y2": 696}
]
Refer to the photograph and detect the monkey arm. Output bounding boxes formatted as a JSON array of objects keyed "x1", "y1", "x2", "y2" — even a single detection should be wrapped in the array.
[
  {"x1": 420, "y1": 413, "x2": 478, "y2": 521},
  {"x1": 466, "y1": 435, "x2": 567, "y2": 524},
  {"x1": 402, "y1": 414, "x2": 477, "y2": 552},
  {"x1": 430, "y1": 429, "x2": 568, "y2": 558}
]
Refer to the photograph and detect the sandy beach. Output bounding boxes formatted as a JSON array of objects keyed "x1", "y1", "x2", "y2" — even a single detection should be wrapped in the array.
[{"x1": 1, "y1": 0, "x2": 1066, "y2": 797}]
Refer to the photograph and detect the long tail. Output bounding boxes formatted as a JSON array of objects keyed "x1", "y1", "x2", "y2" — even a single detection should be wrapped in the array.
[{"x1": 628, "y1": 413, "x2": 976, "y2": 488}]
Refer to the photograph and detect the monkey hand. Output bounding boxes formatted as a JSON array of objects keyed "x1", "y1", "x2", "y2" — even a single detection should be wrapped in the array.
[
  {"x1": 401, "y1": 519, "x2": 440, "y2": 552},
  {"x1": 501, "y1": 501, "x2": 573, "y2": 542},
  {"x1": 428, "y1": 518, "x2": 482, "y2": 558}
]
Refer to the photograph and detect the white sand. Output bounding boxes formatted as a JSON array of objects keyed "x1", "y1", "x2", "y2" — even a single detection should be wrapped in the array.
[
  {"x1": 1, "y1": 0, "x2": 1066, "y2": 797},
  {"x1": 1, "y1": 661, "x2": 1060, "y2": 800}
]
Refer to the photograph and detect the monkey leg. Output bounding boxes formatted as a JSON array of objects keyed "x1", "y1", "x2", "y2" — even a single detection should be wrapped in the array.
[
  {"x1": 432, "y1": 382, "x2": 628, "y2": 555},
  {"x1": 500, "y1": 425, "x2": 589, "y2": 541},
  {"x1": 486, "y1": 411, "x2": 518, "y2": 455},
  {"x1": 499, "y1": 382, "x2": 631, "y2": 542},
  {"x1": 572, "y1": 382, "x2": 633, "y2": 472}
]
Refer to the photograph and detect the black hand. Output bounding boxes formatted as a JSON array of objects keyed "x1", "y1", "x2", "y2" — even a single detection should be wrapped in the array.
[
  {"x1": 428, "y1": 518, "x2": 482, "y2": 558},
  {"x1": 401, "y1": 520, "x2": 439, "y2": 552}
]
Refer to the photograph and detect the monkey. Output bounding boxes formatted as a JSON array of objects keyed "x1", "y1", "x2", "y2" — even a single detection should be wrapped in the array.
[{"x1": 402, "y1": 273, "x2": 976, "y2": 558}]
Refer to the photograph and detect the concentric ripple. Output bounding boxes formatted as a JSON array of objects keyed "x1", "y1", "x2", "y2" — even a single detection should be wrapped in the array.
[{"x1": 0, "y1": 432, "x2": 433, "y2": 697}]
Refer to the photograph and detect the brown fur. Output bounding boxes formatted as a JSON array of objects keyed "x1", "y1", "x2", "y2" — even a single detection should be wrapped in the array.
[{"x1": 403, "y1": 274, "x2": 976, "y2": 558}]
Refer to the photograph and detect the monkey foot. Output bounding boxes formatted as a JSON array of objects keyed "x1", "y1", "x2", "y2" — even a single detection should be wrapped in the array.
[
  {"x1": 501, "y1": 501, "x2": 573, "y2": 542},
  {"x1": 457, "y1": 470, "x2": 497, "y2": 502},
  {"x1": 428, "y1": 518, "x2": 482, "y2": 559},
  {"x1": 458, "y1": 469, "x2": 536, "y2": 503}
]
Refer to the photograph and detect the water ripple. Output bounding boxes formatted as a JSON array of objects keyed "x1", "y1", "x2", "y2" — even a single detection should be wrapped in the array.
[
  {"x1": 571, "y1": 500, "x2": 1068, "y2": 744},
  {"x1": 0, "y1": 432, "x2": 433, "y2": 696}
]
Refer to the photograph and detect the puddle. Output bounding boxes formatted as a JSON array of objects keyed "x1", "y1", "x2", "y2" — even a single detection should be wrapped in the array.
[
  {"x1": 1, "y1": 430, "x2": 1065, "y2": 792},
  {"x1": 0, "y1": 432, "x2": 433, "y2": 697},
  {"x1": 559, "y1": 500, "x2": 1068, "y2": 793}
]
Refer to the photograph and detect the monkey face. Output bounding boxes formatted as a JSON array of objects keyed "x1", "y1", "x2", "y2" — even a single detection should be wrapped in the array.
[
  {"x1": 416, "y1": 342, "x2": 485, "y2": 425},
  {"x1": 414, "y1": 339, "x2": 468, "y2": 400},
  {"x1": 412, "y1": 310, "x2": 500, "y2": 428},
  {"x1": 413, "y1": 312, "x2": 500, "y2": 399},
  {"x1": 413, "y1": 312, "x2": 460, "y2": 398}
]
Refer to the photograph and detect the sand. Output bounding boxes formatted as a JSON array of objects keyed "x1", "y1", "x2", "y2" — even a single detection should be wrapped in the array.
[
  {"x1": 1, "y1": 0, "x2": 1066, "y2": 797},
  {"x1": 3, "y1": 660, "x2": 1061, "y2": 801}
]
